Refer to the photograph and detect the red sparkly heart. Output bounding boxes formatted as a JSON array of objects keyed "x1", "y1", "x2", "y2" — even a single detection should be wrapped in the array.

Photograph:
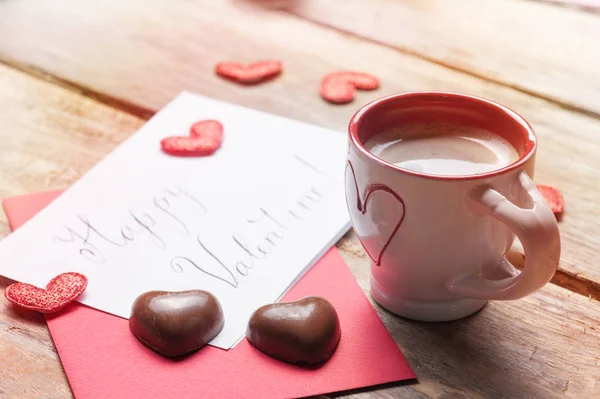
[
  {"x1": 320, "y1": 71, "x2": 379, "y2": 104},
  {"x1": 161, "y1": 120, "x2": 224, "y2": 156},
  {"x1": 536, "y1": 184, "x2": 564, "y2": 217},
  {"x1": 4, "y1": 272, "x2": 88, "y2": 313},
  {"x1": 215, "y1": 60, "x2": 282, "y2": 84}
]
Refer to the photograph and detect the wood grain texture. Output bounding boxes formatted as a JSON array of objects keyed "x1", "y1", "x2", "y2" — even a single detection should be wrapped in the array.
[
  {"x1": 0, "y1": 67, "x2": 145, "y2": 236},
  {"x1": 531, "y1": 0, "x2": 600, "y2": 13},
  {"x1": 0, "y1": 65, "x2": 143, "y2": 399},
  {"x1": 0, "y1": 0, "x2": 598, "y2": 292},
  {"x1": 0, "y1": 289, "x2": 73, "y2": 399},
  {"x1": 280, "y1": 0, "x2": 600, "y2": 116}
]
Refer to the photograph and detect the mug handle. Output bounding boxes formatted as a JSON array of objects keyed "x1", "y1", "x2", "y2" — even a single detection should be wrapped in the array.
[{"x1": 447, "y1": 172, "x2": 560, "y2": 300}]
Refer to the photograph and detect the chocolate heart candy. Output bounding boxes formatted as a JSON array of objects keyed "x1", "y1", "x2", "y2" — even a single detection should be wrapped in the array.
[
  {"x1": 246, "y1": 296, "x2": 341, "y2": 365},
  {"x1": 129, "y1": 290, "x2": 224, "y2": 358}
]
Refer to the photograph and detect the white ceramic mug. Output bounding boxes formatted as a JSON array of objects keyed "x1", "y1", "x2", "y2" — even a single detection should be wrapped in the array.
[{"x1": 345, "y1": 92, "x2": 560, "y2": 321}]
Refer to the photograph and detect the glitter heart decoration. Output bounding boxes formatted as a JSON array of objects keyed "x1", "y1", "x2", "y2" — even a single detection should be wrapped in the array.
[
  {"x1": 160, "y1": 119, "x2": 224, "y2": 156},
  {"x1": 4, "y1": 272, "x2": 88, "y2": 313},
  {"x1": 536, "y1": 184, "x2": 564, "y2": 217},
  {"x1": 320, "y1": 71, "x2": 379, "y2": 104},
  {"x1": 215, "y1": 60, "x2": 282, "y2": 84}
]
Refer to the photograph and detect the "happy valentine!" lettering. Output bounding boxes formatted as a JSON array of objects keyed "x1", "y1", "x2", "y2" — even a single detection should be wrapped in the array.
[{"x1": 53, "y1": 156, "x2": 334, "y2": 289}]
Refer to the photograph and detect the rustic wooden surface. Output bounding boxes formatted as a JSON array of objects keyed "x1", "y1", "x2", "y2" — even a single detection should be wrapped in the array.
[
  {"x1": 280, "y1": 0, "x2": 600, "y2": 116},
  {"x1": 0, "y1": 1, "x2": 599, "y2": 398}
]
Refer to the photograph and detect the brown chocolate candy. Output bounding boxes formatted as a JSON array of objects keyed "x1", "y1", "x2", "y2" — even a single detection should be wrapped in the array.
[
  {"x1": 129, "y1": 290, "x2": 224, "y2": 358},
  {"x1": 246, "y1": 296, "x2": 341, "y2": 365}
]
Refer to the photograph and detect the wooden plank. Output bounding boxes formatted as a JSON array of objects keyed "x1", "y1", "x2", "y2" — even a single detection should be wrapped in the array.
[
  {"x1": 533, "y1": 0, "x2": 600, "y2": 13},
  {"x1": 0, "y1": 304, "x2": 70, "y2": 399},
  {"x1": 278, "y1": 0, "x2": 600, "y2": 116},
  {"x1": 0, "y1": 65, "x2": 144, "y2": 399},
  {"x1": 0, "y1": 0, "x2": 598, "y2": 292},
  {"x1": 0, "y1": 68, "x2": 144, "y2": 238}
]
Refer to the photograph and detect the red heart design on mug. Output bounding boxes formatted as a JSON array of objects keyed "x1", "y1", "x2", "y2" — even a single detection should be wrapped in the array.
[
  {"x1": 345, "y1": 161, "x2": 405, "y2": 266},
  {"x1": 4, "y1": 272, "x2": 88, "y2": 313},
  {"x1": 215, "y1": 60, "x2": 282, "y2": 84},
  {"x1": 161, "y1": 120, "x2": 224, "y2": 156}
]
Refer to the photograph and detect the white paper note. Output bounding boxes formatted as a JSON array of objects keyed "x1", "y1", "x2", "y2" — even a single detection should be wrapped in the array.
[{"x1": 0, "y1": 92, "x2": 351, "y2": 349}]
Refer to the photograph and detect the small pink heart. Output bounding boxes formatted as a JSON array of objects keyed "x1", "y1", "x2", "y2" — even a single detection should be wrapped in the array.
[
  {"x1": 320, "y1": 71, "x2": 379, "y2": 104},
  {"x1": 4, "y1": 272, "x2": 88, "y2": 313},
  {"x1": 345, "y1": 161, "x2": 406, "y2": 266},
  {"x1": 215, "y1": 60, "x2": 282, "y2": 84},
  {"x1": 161, "y1": 120, "x2": 224, "y2": 156}
]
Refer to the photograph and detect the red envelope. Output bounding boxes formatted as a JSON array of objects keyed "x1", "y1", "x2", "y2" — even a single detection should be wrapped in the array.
[{"x1": 3, "y1": 191, "x2": 415, "y2": 399}]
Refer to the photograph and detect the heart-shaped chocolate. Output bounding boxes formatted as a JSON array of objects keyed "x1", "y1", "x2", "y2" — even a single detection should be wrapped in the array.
[
  {"x1": 129, "y1": 290, "x2": 224, "y2": 358},
  {"x1": 246, "y1": 296, "x2": 341, "y2": 365}
]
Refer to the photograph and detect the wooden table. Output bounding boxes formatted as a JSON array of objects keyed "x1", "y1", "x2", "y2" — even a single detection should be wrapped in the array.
[{"x1": 0, "y1": 1, "x2": 599, "y2": 398}]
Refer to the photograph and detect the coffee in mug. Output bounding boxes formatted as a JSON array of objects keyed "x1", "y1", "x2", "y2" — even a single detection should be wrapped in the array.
[{"x1": 364, "y1": 122, "x2": 519, "y2": 176}]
